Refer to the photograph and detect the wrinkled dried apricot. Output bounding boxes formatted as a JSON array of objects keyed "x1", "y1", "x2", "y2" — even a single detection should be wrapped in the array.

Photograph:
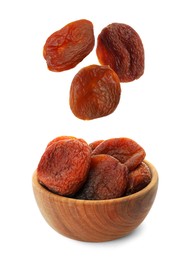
[
  {"x1": 76, "y1": 154, "x2": 128, "y2": 200},
  {"x1": 69, "y1": 64, "x2": 121, "y2": 120},
  {"x1": 92, "y1": 137, "x2": 146, "y2": 171},
  {"x1": 96, "y1": 23, "x2": 144, "y2": 82},
  {"x1": 43, "y1": 19, "x2": 95, "y2": 72},
  {"x1": 37, "y1": 138, "x2": 91, "y2": 196},
  {"x1": 126, "y1": 162, "x2": 152, "y2": 195}
]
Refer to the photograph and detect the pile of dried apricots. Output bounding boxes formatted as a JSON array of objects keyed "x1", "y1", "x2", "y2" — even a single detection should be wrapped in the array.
[
  {"x1": 37, "y1": 19, "x2": 151, "y2": 200},
  {"x1": 37, "y1": 137, "x2": 151, "y2": 200}
]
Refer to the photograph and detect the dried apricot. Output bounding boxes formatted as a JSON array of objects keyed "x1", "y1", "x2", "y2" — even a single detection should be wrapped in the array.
[
  {"x1": 96, "y1": 23, "x2": 144, "y2": 82},
  {"x1": 75, "y1": 154, "x2": 128, "y2": 200},
  {"x1": 43, "y1": 19, "x2": 95, "y2": 72},
  {"x1": 126, "y1": 162, "x2": 152, "y2": 195},
  {"x1": 69, "y1": 64, "x2": 121, "y2": 120},
  {"x1": 92, "y1": 137, "x2": 146, "y2": 171},
  {"x1": 37, "y1": 138, "x2": 91, "y2": 196}
]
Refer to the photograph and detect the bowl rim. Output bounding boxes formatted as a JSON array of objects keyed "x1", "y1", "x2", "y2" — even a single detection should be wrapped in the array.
[{"x1": 32, "y1": 160, "x2": 158, "y2": 205}]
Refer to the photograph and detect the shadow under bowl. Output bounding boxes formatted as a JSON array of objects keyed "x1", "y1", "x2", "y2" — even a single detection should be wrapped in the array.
[{"x1": 32, "y1": 160, "x2": 158, "y2": 242}]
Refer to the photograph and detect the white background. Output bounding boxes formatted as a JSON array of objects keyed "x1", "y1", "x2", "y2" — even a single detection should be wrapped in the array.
[{"x1": 0, "y1": 0, "x2": 184, "y2": 259}]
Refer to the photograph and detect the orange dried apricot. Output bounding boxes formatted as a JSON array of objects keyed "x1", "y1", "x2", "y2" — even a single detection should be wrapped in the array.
[
  {"x1": 96, "y1": 23, "x2": 144, "y2": 82},
  {"x1": 76, "y1": 154, "x2": 128, "y2": 200},
  {"x1": 126, "y1": 162, "x2": 152, "y2": 195},
  {"x1": 92, "y1": 137, "x2": 146, "y2": 171},
  {"x1": 43, "y1": 19, "x2": 95, "y2": 72},
  {"x1": 69, "y1": 64, "x2": 121, "y2": 120},
  {"x1": 37, "y1": 138, "x2": 91, "y2": 196}
]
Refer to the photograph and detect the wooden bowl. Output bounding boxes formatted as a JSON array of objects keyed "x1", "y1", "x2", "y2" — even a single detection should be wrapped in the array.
[{"x1": 32, "y1": 160, "x2": 158, "y2": 242}]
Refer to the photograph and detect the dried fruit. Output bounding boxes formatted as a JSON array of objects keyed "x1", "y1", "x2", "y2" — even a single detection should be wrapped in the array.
[
  {"x1": 37, "y1": 136, "x2": 149, "y2": 200},
  {"x1": 69, "y1": 64, "x2": 121, "y2": 120},
  {"x1": 43, "y1": 19, "x2": 95, "y2": 72},
  {"x1": 92, "y1": 137, "x2": 146, "y2": 171},
  {"x1": 37, "y1": 138, "x2": 91, "y2": 196},
  {"x1": 96, "y1": 23, "x2": 144, "y2": 82},
  {"x1": 76, "y1": 154, "x2": 128, "y2": 200},
  {"x1": 126, "y1": 162, "x2": 152, "y2": 195}
]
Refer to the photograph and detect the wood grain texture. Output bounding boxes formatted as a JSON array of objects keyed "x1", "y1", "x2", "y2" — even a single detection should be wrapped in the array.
[{"x1": 32, "y1": 160, "x2": 158, "y2": 242}]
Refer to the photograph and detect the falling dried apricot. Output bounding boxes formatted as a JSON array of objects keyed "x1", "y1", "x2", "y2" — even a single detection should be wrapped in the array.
[
  {"x1": 126, "y1": 162, "x2": 152, "y2": 195},
  {"x1": 37, "y1": 138, "x2": 91, "y2": 196},
  {"x1": 43, "y1": 19, "x2": 95, "y2": 72},
  {"x1": 92, "y1": 137, "x2": 146, "y2": 171},
  {"x1": 75, "y1": 154, "x2": 128, "y2": 200},
  {"x1": 96, "y1": 23, "x2": 144, "y2": 82},
  {"x1": 69, "y1": 64, "x2": 121, "y2": 120}
]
